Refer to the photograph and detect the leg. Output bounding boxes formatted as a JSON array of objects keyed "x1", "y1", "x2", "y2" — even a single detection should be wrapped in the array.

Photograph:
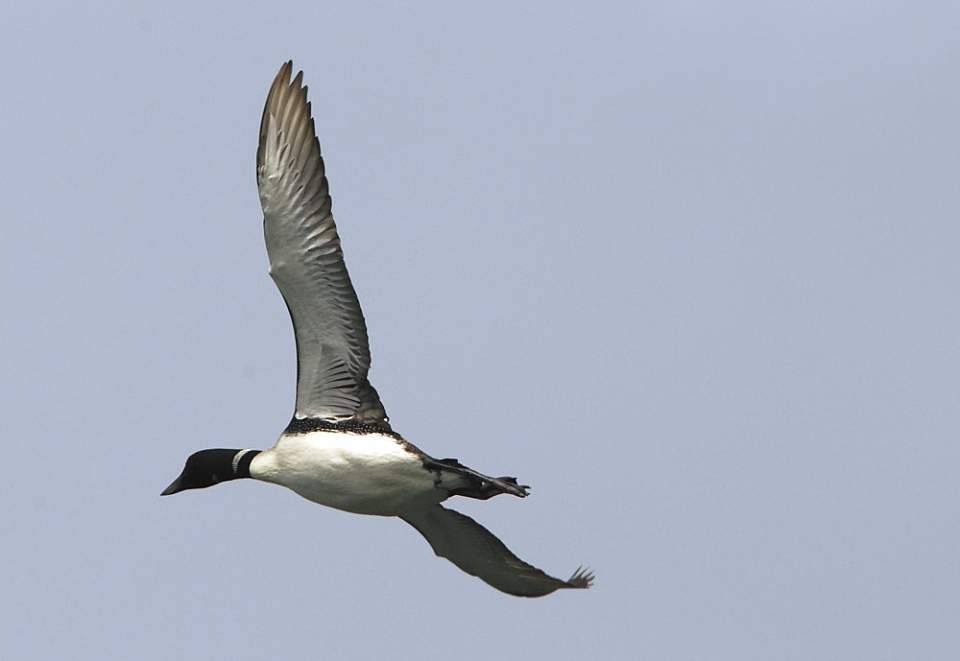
[
  {"x1": 449, "y1": 476, "x2": 527, "y2": 500},
  {"x1": 423, "y1": 457, "x2": 530, "y2": 499}
]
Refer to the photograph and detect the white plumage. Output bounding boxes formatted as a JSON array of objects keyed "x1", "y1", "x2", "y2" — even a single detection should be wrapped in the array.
[{"x1": 251, "y1": 432, "x2": 456, "y2": 515}]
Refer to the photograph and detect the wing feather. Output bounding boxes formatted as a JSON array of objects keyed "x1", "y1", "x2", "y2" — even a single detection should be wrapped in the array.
[
  {"x1": 256, "y1": 61, "x2": 387, "y2": 425},
  {"x1": 401, "y1": 505, "x2": 594, "y2": 598}
]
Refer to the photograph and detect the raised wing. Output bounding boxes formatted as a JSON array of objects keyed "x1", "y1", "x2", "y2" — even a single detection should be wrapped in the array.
[
  {"x1": 257, "y1": 62, "x2": 387, "y2": 425},
  {"x1": 401, "y1": 505, "x2": 594, "y2": 598}
]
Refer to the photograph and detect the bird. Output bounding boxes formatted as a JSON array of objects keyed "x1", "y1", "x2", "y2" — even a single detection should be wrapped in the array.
[{"x1": 161, "y1": 61, "x2": 594, "y2": 598}]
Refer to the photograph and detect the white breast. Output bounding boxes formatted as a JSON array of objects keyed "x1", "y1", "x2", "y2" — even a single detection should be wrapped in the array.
[{"x1": 250, "y1": 431, "x2": 452, "y2": 515}]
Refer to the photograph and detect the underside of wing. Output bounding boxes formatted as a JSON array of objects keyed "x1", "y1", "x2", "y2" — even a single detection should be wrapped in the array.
[
  {"x1": 256, "y1": 61, "x2": 387, "y2": 426},
  {"x1": 401, "y1": 505, "x2": 594, "y2": 598}
]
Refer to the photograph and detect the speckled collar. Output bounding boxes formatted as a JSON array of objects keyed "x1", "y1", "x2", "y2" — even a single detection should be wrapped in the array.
[{"x1": 284, "y1": 416, "x2": 400, "y2": 438}]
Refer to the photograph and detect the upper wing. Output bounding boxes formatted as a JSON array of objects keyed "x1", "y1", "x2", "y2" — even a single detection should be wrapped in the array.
[
  {"x1": 401, "y1": 505, "x2": 594, "y2": 598},
  {"x1": 256, "y1": 61, "x2": 387, "y2": 425}
]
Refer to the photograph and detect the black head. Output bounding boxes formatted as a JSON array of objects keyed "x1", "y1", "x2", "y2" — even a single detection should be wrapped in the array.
[{"x1": 161, "y1": 448, "x2": 260, "y2": 496}]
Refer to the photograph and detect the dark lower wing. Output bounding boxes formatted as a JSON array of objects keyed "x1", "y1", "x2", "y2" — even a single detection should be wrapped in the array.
[{"x1": 401, "y1": 504, "x2": 593, "y2": 598}]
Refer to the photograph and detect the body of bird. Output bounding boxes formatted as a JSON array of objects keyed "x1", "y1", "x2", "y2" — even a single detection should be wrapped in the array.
[{"x1": 252, "y1": 431, "x2": 458, "y2": 515}]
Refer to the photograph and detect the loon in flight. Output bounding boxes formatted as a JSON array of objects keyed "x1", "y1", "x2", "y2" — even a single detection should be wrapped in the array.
[{"x1": 162, "y1": 61, "x2": 593, "y2": 598}]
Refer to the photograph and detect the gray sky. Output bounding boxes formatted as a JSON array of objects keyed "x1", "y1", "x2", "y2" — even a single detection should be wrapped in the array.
[{"x1": 3, "y1": 1, "x2": 959, "y2": 659}]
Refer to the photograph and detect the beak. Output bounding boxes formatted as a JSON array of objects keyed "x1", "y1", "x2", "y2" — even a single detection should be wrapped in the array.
[{"x1": 161, "y1": 475, "x2": 185, "y2": 496}]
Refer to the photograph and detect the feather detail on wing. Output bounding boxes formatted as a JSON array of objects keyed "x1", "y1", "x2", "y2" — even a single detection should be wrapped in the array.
[
  {"x1": 256, "y1": 61, "x2": 387, "y2": 425},
  {"x1": 401, "y1": 504, "x2": 594, "y2": 597}
]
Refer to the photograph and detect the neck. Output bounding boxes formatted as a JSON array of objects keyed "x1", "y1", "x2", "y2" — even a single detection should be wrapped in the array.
[{"x1": 227, "y1": 448, "x2": 261, "y2": 479}]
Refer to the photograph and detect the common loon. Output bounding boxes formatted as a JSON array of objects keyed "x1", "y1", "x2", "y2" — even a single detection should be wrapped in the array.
[{"x1": 162, "y1": 61, "x2": 593, "y2": 598}]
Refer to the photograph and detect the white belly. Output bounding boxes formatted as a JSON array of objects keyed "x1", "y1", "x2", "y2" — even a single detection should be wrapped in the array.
[{"x1": 250, "y1": 431, "x2": 452, "y2": 515}]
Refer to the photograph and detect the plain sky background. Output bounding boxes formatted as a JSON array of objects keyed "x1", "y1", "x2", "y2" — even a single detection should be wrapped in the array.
[{"x1": 2, "y1": 1, "x2": 959, "y2": 659}]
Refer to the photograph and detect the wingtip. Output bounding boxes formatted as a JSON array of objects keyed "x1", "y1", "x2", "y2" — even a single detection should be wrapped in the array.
[
  {"x1": 272, "y1": 61, "x2": 307, "y2": 100},
  {"x1": 566, "y1": 566, "x2": 595, "y2": 589},
  {"x1": 270, "y1": 60, "x2": 294, "y2": 90}
]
